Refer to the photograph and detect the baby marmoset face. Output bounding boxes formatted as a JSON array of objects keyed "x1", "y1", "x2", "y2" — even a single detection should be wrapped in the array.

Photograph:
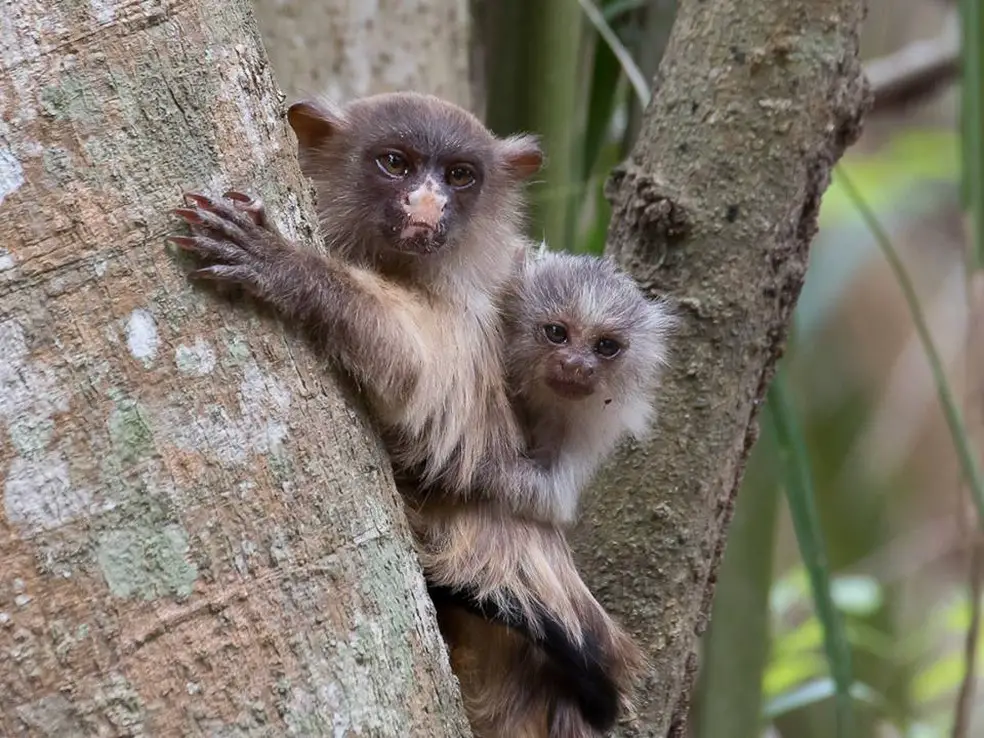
[
  {"x1": 505, "y1": 251, "x2": 672, "y2": 409},
  {"x1": 288, "y1": 93, "x2": 540, "y2": 257}
]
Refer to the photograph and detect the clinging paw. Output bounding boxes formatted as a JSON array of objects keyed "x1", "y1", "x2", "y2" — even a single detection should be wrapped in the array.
[{"x1": 167, "y1": 191, "x2": 289, "y2": 291}]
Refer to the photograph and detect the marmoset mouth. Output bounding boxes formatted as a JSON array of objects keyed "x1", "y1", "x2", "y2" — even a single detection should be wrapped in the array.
[
  {"x1": 401, "y1": 221, "x2": 436, "y2": 237},
  {"x1": 395, "y1": 227, "x2": 448, "y2": 255},
  {"x1": 546, "y1": 377, "x2": 595, "y2": 399}
]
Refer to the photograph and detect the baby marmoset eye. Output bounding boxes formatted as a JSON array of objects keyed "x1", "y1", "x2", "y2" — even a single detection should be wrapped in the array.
[
  {"x1": 594, "y1": 337, "x2": 621, "y2": 358},
  {"x1": 543, "y1": 323, "x2": 568, "y2": 343}
]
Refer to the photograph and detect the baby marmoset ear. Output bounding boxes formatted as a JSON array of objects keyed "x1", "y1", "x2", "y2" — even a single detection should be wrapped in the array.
[
  {"x1": 287, "y1": 98, "x2": 346, "y2": 150},
  {"x1": 498, "y1": 133, "x2": 544, "y2": 181}
]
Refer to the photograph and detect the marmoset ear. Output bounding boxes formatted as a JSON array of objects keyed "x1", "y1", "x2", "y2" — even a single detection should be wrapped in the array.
[
  {"x1": 498, "y1": 134, "x2": 544, "y2": 181},
  {"x1": 287, "y1": 99, "x2": 345, "y2": 150}
]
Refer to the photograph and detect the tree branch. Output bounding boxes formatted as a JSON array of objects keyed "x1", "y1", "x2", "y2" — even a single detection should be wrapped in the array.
[
  {"x1": 952, "y1": 537, "x2": 983, "y2": 738},
  {"x1": 866, "y1": 23, "x2": 960, "y2": 114},
  {"x1": 571, "y1": 0, "x2": 871, "y2": 734}
]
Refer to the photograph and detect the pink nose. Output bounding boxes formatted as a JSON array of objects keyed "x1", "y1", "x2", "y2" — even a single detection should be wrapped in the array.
[
  {"x1": 404, "y1": 184, "x2": 447, "y2": 228},
  {"x1": 561, "y1": 355, "x2": 594, "y2": 378}
]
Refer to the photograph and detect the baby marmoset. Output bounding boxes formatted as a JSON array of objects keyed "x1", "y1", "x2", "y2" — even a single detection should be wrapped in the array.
[
  {"x1": 504, "y1": 248, "x2": 672, "y2": 506},
  {"x1": 420, "y1": 249, "x2": 672, "y2": 737}
]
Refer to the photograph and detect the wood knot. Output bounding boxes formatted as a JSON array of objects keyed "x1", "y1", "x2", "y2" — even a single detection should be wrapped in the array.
[
  {"x1": 606, "y1": 166, "x2": 691, "y2": 272},
  {"x1": 625, "y1": 169, "x2": 689, "y2": 236}
]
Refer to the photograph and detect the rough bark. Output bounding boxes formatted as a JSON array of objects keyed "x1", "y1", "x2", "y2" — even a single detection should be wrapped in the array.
[
  {"x1": 252, "y1": 0, "x2": 475, "y2": 112},
  {"x1": 570, "y1": 1, "x2": 871, "y2": 734},
  {"x1": 0, "y1": 0, "x2": 469, "y2": 735}
]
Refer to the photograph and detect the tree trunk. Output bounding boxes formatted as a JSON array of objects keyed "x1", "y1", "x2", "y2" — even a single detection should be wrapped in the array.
[
  {"x1": 252, "y1": 0, "x2": 476, "y2": 112},
  {"x1": 571, "y1": 1, "x2": 871, "y2": 734},
  {"x1": 0, "y1": 1, "x2": 469, "y2": 735}
]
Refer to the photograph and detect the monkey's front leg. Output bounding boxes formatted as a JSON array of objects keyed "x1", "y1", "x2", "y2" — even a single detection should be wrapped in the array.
[
  {"x1": 169, "y1": 191, "x2": 311, "y2": 306},
  {"x1": 168, "y1": 192, "x2": 425, "y2": 398},
  {"x1": 480, "y1": 455, "x2": 581, "y2": 527}
]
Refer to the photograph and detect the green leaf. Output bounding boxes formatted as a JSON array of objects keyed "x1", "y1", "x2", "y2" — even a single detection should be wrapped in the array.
[
  {"x1": 960, "y1": 0, "x2": 984, "y2": 267},
  {"x1": 837, "y1": 168, "x2": 984, "y2": 546},
  {"x1": 772, "y1": 618, "x2": 824, "y2": 658},
  {"x1": 764, "y1": 654, "x2": 829, "y2": 699},
  {"x1": 769, "y1": 374, "x2": 856, "y2": 737},
  {"x1": 695, "y1": 444, "x2": 781, "y2": 738},
  {"x1": 912, "y1": 651, "x2": 978, "y2": 704}
]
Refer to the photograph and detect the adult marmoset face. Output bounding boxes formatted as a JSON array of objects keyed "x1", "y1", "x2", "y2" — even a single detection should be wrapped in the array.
[{"x1": 288, "y1": 93, "x2": 541, "y2": 256}]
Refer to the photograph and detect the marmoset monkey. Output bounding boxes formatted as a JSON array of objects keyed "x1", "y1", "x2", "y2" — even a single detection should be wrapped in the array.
[
  {"x1": 171, "y1": 92, "x2": 593, "y2": 528},
  {"x1": 167, "y1": 92, "x2": 662, "y2": 737},
  {"x1": 421, "y1": 250, "x2": 672, "y2": 737}
]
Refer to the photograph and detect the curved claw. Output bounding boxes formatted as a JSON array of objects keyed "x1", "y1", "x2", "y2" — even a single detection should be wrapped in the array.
[
  {"x1": 165, "y1": 235, "x2": 198, "y2": 250},
  {"x1": 182, "y1": 192, "x2": 215, "y2": 209},
  {"x1": 223, "y1": 190, "x2": 267, "y2": 227},
  {"x1": 189, "y1": 264, "x2": 256, "y2": 282},
  {"x1": 171, "y1": 207, "x2": 204, "y2": 224}
]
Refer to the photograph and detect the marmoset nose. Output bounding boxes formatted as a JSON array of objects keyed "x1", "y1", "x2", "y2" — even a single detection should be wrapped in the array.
[
  {"x1": 404, "y1": 180, "x2": 447, "y2": 228},
  {"x1": 561, "y1": 355, "x2": 595, "y2": 378}
]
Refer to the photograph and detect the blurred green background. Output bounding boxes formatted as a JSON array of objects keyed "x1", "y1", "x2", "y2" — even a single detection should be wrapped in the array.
[{"x1": 475, "y1": 0, "x2": 981, "y2": 736}]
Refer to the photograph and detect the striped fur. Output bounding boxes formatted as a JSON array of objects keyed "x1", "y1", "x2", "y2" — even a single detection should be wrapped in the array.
[{"x1": 406, "y1": 497, "x2": 645, "y2": 737}]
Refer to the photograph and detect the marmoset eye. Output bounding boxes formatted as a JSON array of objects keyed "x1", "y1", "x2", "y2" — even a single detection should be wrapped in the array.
[{"x1": 543, "y1": 323, "x2": 568, "y2": 344}]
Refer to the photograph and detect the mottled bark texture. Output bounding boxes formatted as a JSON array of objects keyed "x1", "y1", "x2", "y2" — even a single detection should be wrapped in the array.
[
  {"x1": 252, "y1": 0, "x2": 474, "y2": 111},
  {"x1": 570, "y1": 1, "x2": 871, "y2": 734},
  {"x1": 0, "y1": 1, "x2": 469, "y2": 735}
]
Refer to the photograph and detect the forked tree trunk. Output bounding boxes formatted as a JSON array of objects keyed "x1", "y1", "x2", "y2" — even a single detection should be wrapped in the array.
[
  {"x1": 0, "y1": 1, "x2": 470, "y2": 734},
  {"x1": 572, "y1": 1, "x2": 871, "y2": 734},
  {"x1": 2, "y1": 0, "x2": 873, "y2": 734}
]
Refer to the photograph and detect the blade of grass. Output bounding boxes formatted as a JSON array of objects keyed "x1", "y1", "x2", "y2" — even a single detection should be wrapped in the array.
[
  {"x1": 603, "y1": 0, "x2": 647, "y2": 21},
  {"x1": 620, "y1": 1, "x2": 677, "y2": 153},
  {"x1": 951, "y1": 543, "x2": 983, "y2": 738},
  {"x1": 961, "y1": 0, "x2": 984, "y2": 269},
  {"x1": 835, "y1": 167, "x2": 984, "y2": 527},
  {"x1": 530, "y1": 0, "x2": 586, "y2": 251},
  {"x1": 956, "y1": 3, "x2": 984, "y2": 736},
  {"x1": 582, "y1": 19, "x2": 628, "y2": 184},
  {"x1": 576, "y1": 0, "x2": 651, "y2": 109},
  {"x1": 763, "y1": 679, "x2": 883, "y2": 721},
  {"x1": 481, "y1": 0, "x2": 585, "y2": 251},
  {"x1": 769, "y1": 371, "x2": 855, "y2": 738}
]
